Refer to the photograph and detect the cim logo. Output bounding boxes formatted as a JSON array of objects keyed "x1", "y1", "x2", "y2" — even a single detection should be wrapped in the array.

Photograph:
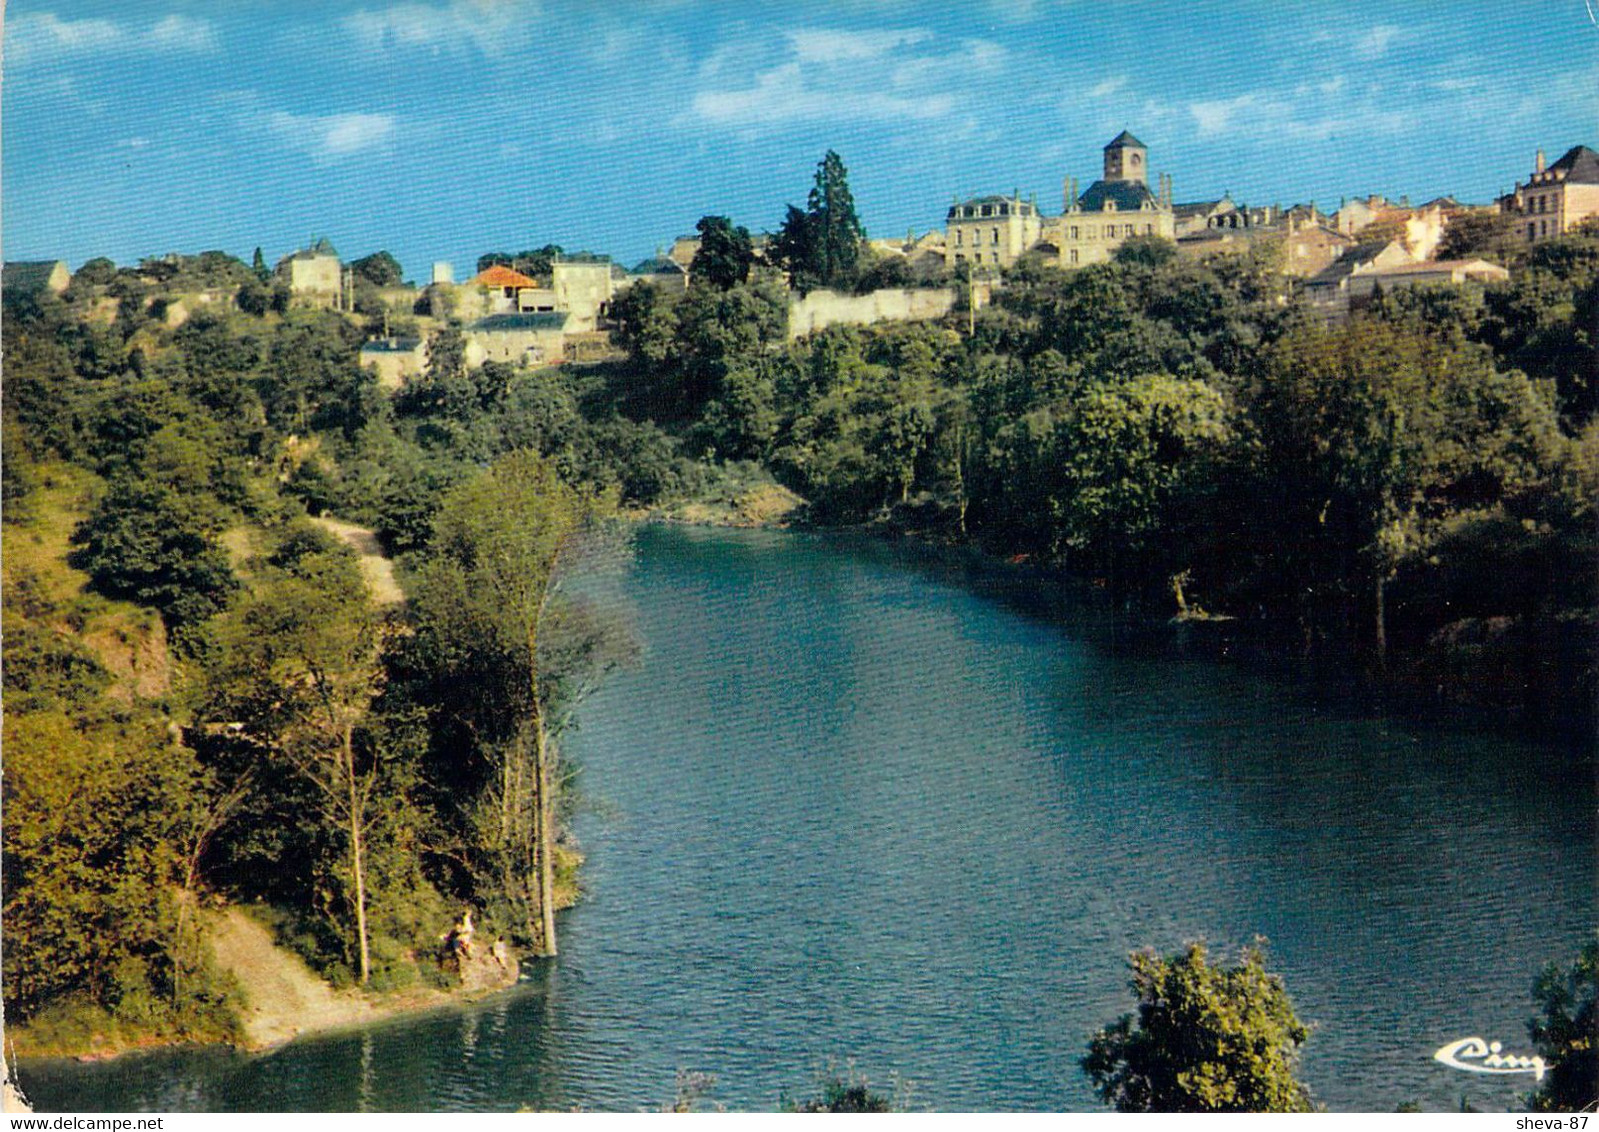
[{"x1": 1433, "y1": 1036, "x2": 1548, "y2": 1080}]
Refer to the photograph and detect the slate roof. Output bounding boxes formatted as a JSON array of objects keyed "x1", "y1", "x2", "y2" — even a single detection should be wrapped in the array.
[
  {"x1": 630, "y1": 256, "x2": 686, "y2": 276},
  {"x1": 1547, "y1": 145, "x2": 1599, "y2": 184},
  {"x1": 1075, "y1": 179, "x2": 1160, "y2": 212},
  {"x1": 1105, "y1": 130, "x2": 1146, "y2": 150},
  {"x1": 1307, "y1": 240, "x2": 1408, "y2": 285},
  {"x1": 473, "y1": 312, "x2": 568, "y2": 332},
  {"x1": 293, "y1": 237, "x2": 339, "y2": 259},
  {"x1": 3, "y1": 261, "x2": 66, "y2": 293},
  {"x1": 360, "y1": 337, "x2": 423, "y2": 353},
  {"x1": 1172, "y1": 196, "x2": 1233, "y2": 219}
]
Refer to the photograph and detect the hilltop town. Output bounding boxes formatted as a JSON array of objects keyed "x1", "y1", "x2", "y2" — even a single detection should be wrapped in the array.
[
  {"x1": 4, "y1": 120, "x2": 1596, "y2": 1113},
  {"x1": 7, "y1": 134, "x2": 1594, "y2": 379}
]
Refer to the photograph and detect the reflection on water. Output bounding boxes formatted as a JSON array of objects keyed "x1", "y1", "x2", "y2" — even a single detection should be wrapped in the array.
[{"x1": 19, "y1": 525, "x2": 1594, "y2": 1112}]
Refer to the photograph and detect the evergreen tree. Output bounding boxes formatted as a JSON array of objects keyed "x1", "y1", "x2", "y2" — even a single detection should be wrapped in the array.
[
  {"x1": 773, "y1": 150, "x2": 866, "y2": 291},
  {"x1": 251, "y1": 247, "x2": 270, "y2": 282}
]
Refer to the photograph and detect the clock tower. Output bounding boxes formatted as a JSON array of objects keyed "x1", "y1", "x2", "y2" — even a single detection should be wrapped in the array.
[{"x1": 1103, "y1": 130, "x2": 1148, "y2": 186}]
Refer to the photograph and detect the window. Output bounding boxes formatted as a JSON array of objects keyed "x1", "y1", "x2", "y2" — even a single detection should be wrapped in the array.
[
  {"x1": 1529, "y1": 223, "x2": 1538, "y2": 240},
  {"x1": 981, "y1": 205, "x2": 992, "y2": 217},
  {"x1": 955, "y1": 229, "x2": 962, "y2": 246},
  {"x1": 1071, "y1": 226, "x2": 1079, "y2": 239},
  {"x1": 992, "y1": 253, "x2": 999, "y2": 263},
  {"x1": 992, "y1": 228, "x2": 1000, "y2": 244},
  {"x1": 1000, "y1": 204, "x2": 1010, "y2": 216},
  {"x1": 1069, "y1": 249, "x2": 1079, "y2": 264},
  {"x1": 1145, "y1": 224, "x2": 1154, "y2": 235}
]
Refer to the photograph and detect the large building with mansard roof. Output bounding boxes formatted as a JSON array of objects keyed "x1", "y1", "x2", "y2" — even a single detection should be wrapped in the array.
[{"x1": 941, "y1": 132, "x2": 1175, "y2": 272}]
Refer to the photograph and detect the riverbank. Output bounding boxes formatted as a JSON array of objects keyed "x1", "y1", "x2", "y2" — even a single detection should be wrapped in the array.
[
  {"x1": 644, "y1": 482, "x2": 1593, "y2": 745},
  {"x1": 8, "y1": 906, "x2": 522, "y2": 1066}
]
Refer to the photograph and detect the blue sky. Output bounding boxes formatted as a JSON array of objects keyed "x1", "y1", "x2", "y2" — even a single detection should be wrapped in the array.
[{"x1": 4, "y1": 0, "x2": 1596, "y2": 281}]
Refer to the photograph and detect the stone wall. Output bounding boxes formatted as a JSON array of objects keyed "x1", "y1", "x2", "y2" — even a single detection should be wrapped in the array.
[{"x1": 786, "y1": 287, "x2": 956, "y2": 339}]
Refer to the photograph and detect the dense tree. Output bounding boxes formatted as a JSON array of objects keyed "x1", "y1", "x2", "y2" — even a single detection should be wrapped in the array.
[
  {"x1": 1437, "y1": 209, "x2": 1525, "y2": 265},
  {"x1": 477, "y1": 246, "x2": 563, "y2": 279},
  {"x1": 691, "y1": 215, "x2": 754, "y2": 291},
  {"x1": 771, "y1": 151, "x2": 866, "y2": 291},
  {"x1": 204, "y1": 541, "x2": 389, "y2": 984},
  {"x1": 1084, "y1": 943, "x2": 1315, "y2": 1113},
  {"x1": 69, "y1": 478, "x2": 237, "y2": 640},
  {"x1": 351, "y1": 250, "x2": 404, "y2": 288},
  {"x1": 73, "y1": 257, "x2": 117, "y2": 287},
  {"x1": 2, "y1": 710, "x2": 224, "y2": 1029},
  {"x1": 1527, "y1": 937, "x2": 1598, "y2": 1112},
  {"x1": 406, "y1": 452, "x2": 625, "y2": 956}
]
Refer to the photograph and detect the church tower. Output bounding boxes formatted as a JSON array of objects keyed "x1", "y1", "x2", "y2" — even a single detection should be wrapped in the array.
[{"x1": 1103, "y1": 130, "x2": 1148, "y2": 186}]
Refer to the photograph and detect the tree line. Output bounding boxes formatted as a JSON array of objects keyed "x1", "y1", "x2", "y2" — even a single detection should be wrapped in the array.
[{"x1": 2, "y1": 266, "x2": 635, "y2": 1050}]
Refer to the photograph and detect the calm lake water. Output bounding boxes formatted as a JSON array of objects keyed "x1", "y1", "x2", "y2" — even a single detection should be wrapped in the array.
[{"x1": 19, "y1": 525, "x2": 1594, "y2": 1112}]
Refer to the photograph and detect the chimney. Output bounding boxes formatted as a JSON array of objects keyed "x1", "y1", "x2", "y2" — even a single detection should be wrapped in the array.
[{"x1": 1535, "y1": 148, "x2": 1546, "y2": 174}]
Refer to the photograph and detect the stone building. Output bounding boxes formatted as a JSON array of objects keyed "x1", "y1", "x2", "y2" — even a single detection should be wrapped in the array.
[
  {"x1": 944, "y1": 194, "x2": 1043, "y2": 268},
  {"x1": 277, "y1": 238, "x2": 342, "y2": 299},
  {"x1": 1513, "y1": 145, "x2": 1599, "y2": 243},
  {"x1": 1173, "y1": 194, "x2": 1247, "y2": 239},
  {"x1": 551, "y1": 260, "x2": 618, "y2": 332},
  {"x1": 467, "y1": 264, "x2": 546, "y2": 315},
  {"x1": 358, "y1": 336, "x2": 427, "y2": 391},
  {"x1": 464, "y1": 312, "x2": 570, "y2": 368},
  {"x1": 3, "y1": 260, "x2": 70, "y2": 297},
  {"x1": 1046, "y1": 132, "x2": 1175, "y2": 268}
]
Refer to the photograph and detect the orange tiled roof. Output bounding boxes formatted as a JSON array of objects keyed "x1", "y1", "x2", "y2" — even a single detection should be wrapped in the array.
[{"x1": 470, "y1": 265, "x2": 540, "y2": 289}]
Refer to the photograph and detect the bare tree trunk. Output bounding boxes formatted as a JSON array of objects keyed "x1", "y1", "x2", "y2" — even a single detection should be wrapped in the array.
[
  {"x1": 1374, "y1": 572, "x2": 1388, "y2": 668},
  {"x1": 534, "y1": 718, "x2": 558, "y2": 957},
  {"x1": 345, "y1": 724, "x2": 371, "y2": 986},
  {"x1": 527, "y1": 618, "x2": 557, "y2": 958}
]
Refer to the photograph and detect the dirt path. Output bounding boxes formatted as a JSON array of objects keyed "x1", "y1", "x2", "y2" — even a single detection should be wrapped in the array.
[
  {"x1": 311, "y1": 517, "x2": 404, "y2": 605},
  {"x1": 207, "y1": 908, "x2": 379, "y2": 1049},
  {"x1": 204, "y1": 908, "x2": 521, "y2": 1053}
]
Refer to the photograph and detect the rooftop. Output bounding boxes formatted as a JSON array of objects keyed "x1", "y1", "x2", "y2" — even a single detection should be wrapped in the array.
[
  {"x1": 1545, "y1": 144, "x2": 1599, "y2": 184},
  {"x1": 293, "y1": 237, "x2": 339, "y2": 260},
  {"x1": 1074, "y1": 179, "x2": 1160, "y2": 213},
  {"x1": 3, "y1": 260, "x2": 67, "y2": 293},
  {"x1": 631, "y1": 256, "x2": 686, "y2": 276},
  {"x1": 473, "y1": 312, "x2": 569, "y2": 332},
  {"x1": 360, "y1": 337, "x2": 423, "y2": 353},
  {"x1": 1105, "y1": 130, "x2": 1146, "y2": 150},
  {"x1": 471, "y1": 265, "x2": 541, "y2": 289}
]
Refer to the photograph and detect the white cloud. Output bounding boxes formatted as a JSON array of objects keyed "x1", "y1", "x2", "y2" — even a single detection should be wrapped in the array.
[
  {"x1": 343, "y1": 0, "x2": 538, "y2": 57},
  {"x1": 268, "y1": 111, "x2": 399, "y2": 160},
  {"x1": 692, "y1": 63, "x2": 954, "y2": 127},
  {"x1": 7, "y1": 11, "x2": 218, "y2": 65},
  {"x1": 1188, "y1": 88, "x2": 1405, "y2": 145},
  {"x1": 1354, "y1": 24, "x2": 1403, "y2": 60},
  {"x1": 118, "y1": 137, "x2": 152, "y2": 150},
  {"x1": 216, "y1": 91, "x2": 402, "y2": 162},
  {"x1": 785, "y1": 28, "x2": 932, "y2": 63},
  {"x1": 1089, "y1": 76, "x2": 1127, "y2": 99},
  {"x1": 686, "y1": 27, "x2": 1003, "y2": 132}
]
